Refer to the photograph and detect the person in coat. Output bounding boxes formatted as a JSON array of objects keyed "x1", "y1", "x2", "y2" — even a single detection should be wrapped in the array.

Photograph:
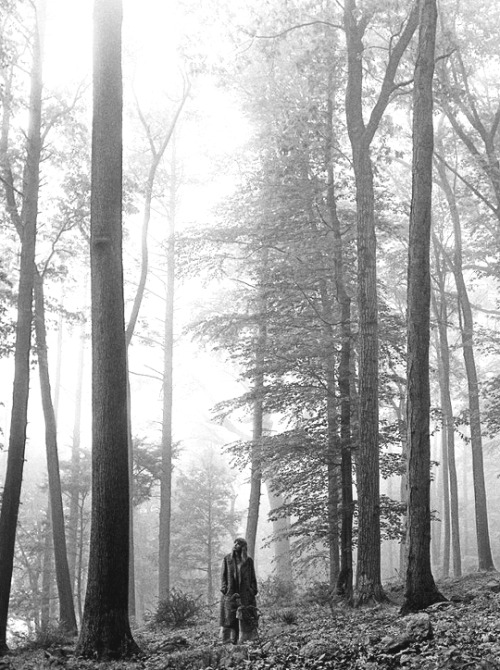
[{"x1": 219, "y1": 537, "x2": 258, "y2": 644}]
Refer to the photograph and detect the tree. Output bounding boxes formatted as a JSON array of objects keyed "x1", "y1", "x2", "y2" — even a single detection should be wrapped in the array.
[
  {"x1": 430, "y1": 252, "x2": 461, "y2": 578},
  {"x1": 434, "y1": 150, "x2": 495, "y2": 572},
  {"x1": 342, "y1": 0, "x2": 419, "y2": 605},
  {"x1": 401, "y1": 0, "x2": 445, "y2": 614},
  {"x1": 158, "y1": 138, "x2": 178, "y2": 602},
  {"x1": 170, "y1": 448, "x2": 240, "y2": 604},
  {"x1": 33, "y1": 270, "x2": 77, "y2": 633},
  {"x1": 75, "y1": 0, "x2": 139, "y2": 657},
  {"x1": 0, "y1": 0, "x2": 44, "y2": 652}
]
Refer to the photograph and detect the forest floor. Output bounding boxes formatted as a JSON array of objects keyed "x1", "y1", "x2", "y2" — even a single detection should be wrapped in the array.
[{"x1": 3, "y1": 571, "x2": 500, "y2": 669}]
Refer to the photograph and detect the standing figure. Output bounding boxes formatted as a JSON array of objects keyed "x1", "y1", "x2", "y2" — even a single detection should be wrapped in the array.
[{"x1": 219, "y1": 537, "x2": 258, "y2": 644}]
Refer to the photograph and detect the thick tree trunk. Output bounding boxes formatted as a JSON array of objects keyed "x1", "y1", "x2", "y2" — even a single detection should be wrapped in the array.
[
  {"x1": 401, "y1": 0, "x2": 445, "y2": 614},
  {"x1": 34, "y1": 271, "x2": 77, "y2": 633},
  {"x1": 343, "y1": 0, "x2": 419, "y2": 605},
  {"x1": 0, "y1": 3, "x2": 44, "y2": 652},
  {"x1": 76, "y1": 0, "x2": 139, "y2": 657}
]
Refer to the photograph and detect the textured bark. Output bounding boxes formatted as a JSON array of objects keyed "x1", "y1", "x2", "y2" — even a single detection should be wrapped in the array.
[
  {"x1": 343, "y1": 0, "x2": 419, "y2": 605},
  {"x1": 401, "y1": 0, "x2": 445, "y2": 615},
  {"x1": 76, "y1": 0, "x2": 139, "y2": 657},
  {"x1": 0, "y1": 3, "x2": 44, "y2": 652},
  {"x1": 34, "y1": 271, "x2": 77, "y2": 633}
]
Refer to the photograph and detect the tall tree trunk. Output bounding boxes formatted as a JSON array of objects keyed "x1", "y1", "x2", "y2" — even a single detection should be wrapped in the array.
[
  {"x1": 431, "y1": 251, "x2": 462, "y2": 577},
  {"x1": 392, "y1": 387, "x2": 408, "y2": 579},
  {"x1": 245, "y1": 312, "x2": 266, "y2": 559},
  {"x1": 76, "y1": 0, "x2": 139, "y2": 657},
  {"x1": 435, "y1": 156, "x2": 495, "y2": 572},
  {"x1": 158, "y1": 140, "x2": 177, "y2": 602},
  {"x1": 336, "y1": 295, "x2": 353, "y2": 599},
  {"x1": 435, "y1": 335, "x2": 451, "y2": 579},
  {"x1": 40, "y1": 521, "x2": 53, "y2": 632},
  {"x1": 0, "y1": 2, "x2": 44, "y2": 652},
  {"x1": 68, "y1": 314, "x2": 86, "y2": 600},
  {"x1": 34, "y1": 271, "x2": 77, "y2": 633},
  {"x1": 401, "y1": 0, "x2": 445, "y2": 614},
  {"x1": 343, "y1": 0, "x2": 419, "y2": 605},
  {"x1": 324, "y1": 83, "x2": 353, "y2": 599},
  {"x1": 318, "y1": 278, "x2": 340, "y2": 587}
]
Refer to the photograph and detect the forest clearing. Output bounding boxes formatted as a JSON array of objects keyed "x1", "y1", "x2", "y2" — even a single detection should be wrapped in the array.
[{"x1": 2, "y1": 572, "x2": 500, "y2": 669}]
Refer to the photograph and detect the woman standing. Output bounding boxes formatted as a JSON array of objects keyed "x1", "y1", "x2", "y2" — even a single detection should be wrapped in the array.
[{"x1": 219, "y1": 538, "x2": 258, "y2": 643}]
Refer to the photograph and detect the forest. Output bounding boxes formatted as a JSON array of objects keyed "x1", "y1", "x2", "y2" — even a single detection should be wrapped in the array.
[{"x1": 0, "y1": 0, "x2": 500, "y2": 667}]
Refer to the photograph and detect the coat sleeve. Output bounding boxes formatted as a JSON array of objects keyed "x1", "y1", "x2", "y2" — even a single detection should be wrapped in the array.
[
  {"x1": 220, "y1": 556, "x2": 228, "y2": 594},
  {"x1": 249, "y1": 558, "x2": 258, "y2": 595}
]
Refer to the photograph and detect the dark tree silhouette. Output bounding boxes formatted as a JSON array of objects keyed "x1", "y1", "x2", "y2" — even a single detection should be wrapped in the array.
[
  {"x1": 76, "y1": 0, "x2": 139, "y2": 658},
  {"x1": 401, "y1": 0, "x2": 446, "y2": 614},
  {"x1": 0, "y1": 5, "x2": 43, "y2": 653}
]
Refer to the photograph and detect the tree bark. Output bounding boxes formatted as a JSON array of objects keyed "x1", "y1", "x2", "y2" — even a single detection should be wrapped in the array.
[
  {"x1": 0, "y1": 2, "x2": 44, "y2": 652},
  {"x1": 401, "y1": 0, "x2": 445, "y2": 614},
  {"x1": 76, "y1": 0, "x2": 139, "y2": 657},
  {"x1": 34, "y1": 271, "x2": 77, "y2": 633},
  {"x1": 343, "y1": 0, "x2": 419, "y2": 605}
]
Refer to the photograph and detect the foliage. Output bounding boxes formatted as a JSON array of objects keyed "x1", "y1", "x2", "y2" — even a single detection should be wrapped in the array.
[
  {"x1": 302, "y1": 581, "x2": 336, "y2": 609},
  {"x1": 269, "y1": 607, "x2": 298, "y2": 626},
  {"x1": 258, "y1": 576, "x2": 295, "y2": 608},
  {"x1": 170, "y1": 447, "x2": 241, "y2": 600},
  {"x1": 10, "y1": 572, "x2": 500, "y2": 670},
  {"x1": 152, "y1": 589, "x2": 203, "y2": 628},
  {"x1": 132, "y1": 438, "x2": 164, "y2": 507},
  {"x1": 22, "y1": 625, "x2": 72, "y2": 651}
]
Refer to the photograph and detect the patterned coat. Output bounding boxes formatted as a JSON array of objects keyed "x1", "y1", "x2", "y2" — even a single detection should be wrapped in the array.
[{"x1": 219, "y1": 552, "x2": 258, "y2": 628}]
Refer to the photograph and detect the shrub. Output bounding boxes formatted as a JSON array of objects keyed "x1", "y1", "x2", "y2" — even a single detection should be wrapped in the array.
[
  {"x1": 154, "y1": 589, "x2": 202, "y2": 628},
  {"x1": 302, "y1": 581, "x2": 335, "y2": 608},
  {"x1": 23, "y1": 625, "x2": 71, "y2": 650},
  {"x1": 270, "y1": 607, "x2": 298, "y2": 625},
  {"x1": 258, "y1": 576, "x2": 295, "y2": 607}
]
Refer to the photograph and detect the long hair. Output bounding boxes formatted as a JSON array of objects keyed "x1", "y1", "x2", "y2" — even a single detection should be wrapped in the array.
[{"x1": 233, "y1": 537, "x2": 248, "y2": 565}]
